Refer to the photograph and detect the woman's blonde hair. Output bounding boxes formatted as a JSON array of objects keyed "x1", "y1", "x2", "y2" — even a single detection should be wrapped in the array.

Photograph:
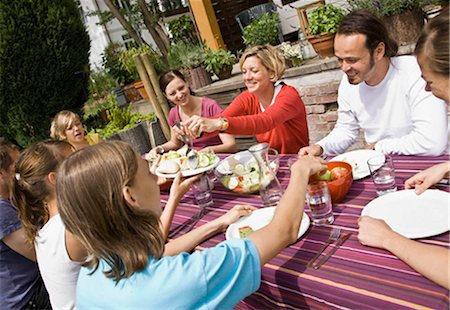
[
  {"x1": 415, "y1": 10, "x2": 449, "y2": 77},
  {"x1": 50, "y1": 110, "x2": 81, "y2": 141},
  {"x1": 239, "y1": 44, "x2": 286, "y2": 82},
  {"x1": 56, "y1": 141, "x2": 164, "y2": 282},
  {"x1": 11, "y1": 140, "x2": 74, "y2": 244}
]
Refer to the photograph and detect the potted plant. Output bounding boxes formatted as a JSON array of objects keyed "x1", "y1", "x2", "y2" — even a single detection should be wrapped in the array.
[
  {"x1": 348, "y1": 0, "x2": 428, "y2": 46},
  {"x1": 279, "y1": 42, "x2": 302, "y2": 68},
  {"x1": 204, "y1": 48, "x2": 236, "y2": 80},
  {"x1": 168, "y1": 41, "x2": 212, "y2": 90},
  {"x1": 297, "y1": 2, "x2": 345, "y2": 58},
  {"x1": 96, "y1": 103, "x2": 156, "y2": 154},
  {"x1": 242, "y1": 12, "x2": 281, "y2": 46}
]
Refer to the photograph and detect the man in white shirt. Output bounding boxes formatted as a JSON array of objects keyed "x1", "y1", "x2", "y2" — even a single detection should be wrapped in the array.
[{"x1": 299, "y1": 10, "x2": 448, "y2": 156}]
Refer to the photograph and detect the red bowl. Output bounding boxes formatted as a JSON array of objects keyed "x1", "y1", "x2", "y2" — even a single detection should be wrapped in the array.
[
  {"x1": 310, "y1": 161, "x2": 353, "y2": 203},
  {"x1": 326, "y1": 161, "x2": 353, "y2": 203}
]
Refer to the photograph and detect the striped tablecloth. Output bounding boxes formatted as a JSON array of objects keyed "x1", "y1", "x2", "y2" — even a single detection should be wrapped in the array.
[{"x1": 161, "y1": 154, "x2": 450, "y2": 309}]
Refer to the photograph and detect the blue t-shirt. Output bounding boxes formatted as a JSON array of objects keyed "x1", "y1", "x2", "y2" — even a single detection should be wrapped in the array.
[
  {"x1": 77, "y1": 238, "x2": 260, "y2": 309},
  {"x1": 0, "y1": 198, "x2": 39, "y2": 309}
]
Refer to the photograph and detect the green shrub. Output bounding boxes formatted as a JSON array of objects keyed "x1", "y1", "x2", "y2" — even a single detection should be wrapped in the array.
[
  {"x1": 308, "y1": 4, "x2": 346, "y2": 35},
  {"x1": 0, "y1": 0, "x2": 90, "y2": 146},
  {"x1": 167, "y1": 42, "x2": 205, "y2": 70},
  {"x1": 118, "y1": 44, "x2": 165, "y2": 80},
  {"x1": 204, "y1": 49, "x2": 236, "y2": 76},
  {"x1": 168, "y1": 15, "x2": 197, "y2": 44},
  {"x1": 103, "y1": 42, "x2": 135, "y2": 85},
  {"x1": 242, "y1": 12, "x2": 280, "y2": 46},
  {"x1": 348, "y1": 0, "x2": 429, "y2": 17}
]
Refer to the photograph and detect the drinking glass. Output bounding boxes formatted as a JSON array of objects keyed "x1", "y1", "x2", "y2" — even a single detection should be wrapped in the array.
[
  {"x1": 268, "y1": 148, "x2": 279, "y2": 174},
  {"x1": 192, "y1": 173, "x2": 214, "y2": 208},
  {"x1": 367, "y1": 154, "x2": 397, "y2": 196},
  {"x1": 306, "y1": 181, "x2": 334, "y2": 225}
]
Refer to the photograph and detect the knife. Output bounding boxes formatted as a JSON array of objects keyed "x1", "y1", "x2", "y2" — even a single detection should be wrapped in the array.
[{"x1": 313, "y1": 233, "x2": 351, "y2": 269}]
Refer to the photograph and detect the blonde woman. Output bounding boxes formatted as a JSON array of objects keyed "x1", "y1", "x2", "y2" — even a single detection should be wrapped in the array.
[
  {"x1": 50, "y1": 110, "x2": 96, "y2": 150},
  {"x1": 182, "y1": 45, "x2": 309, "y2": 154},
  {"x1": 56, "y1": 141, "x2": 325, "y2": 308}
]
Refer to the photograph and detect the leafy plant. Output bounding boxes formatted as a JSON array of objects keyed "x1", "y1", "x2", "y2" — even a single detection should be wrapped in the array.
[
  {"x1": 103, "y1": 42, "x2": 135, "y2": 85},
  {"x1": 82, "y1": 93, "x2": 117, "y2": 121},
  {"x1": 0, "y1": 0, "x2": 90, "y2": 146},
  {"x1": 308, "y1": 4, "x2": 346, "y2": 35},
  {"x1": 348, "y1": 0, "x2": 429, "y2": 17},
  {"x1": 118, "y1": 44, "x2": 165, "y2": 81},
  {"x1": 279, "y1": 42, "x2": 302, "y2": 66},
  {"x1": 168, "y1": 15, "x2": 197, "y2": 44},
  {"x1": 242, "y1": 12, "x2": 280, "y2": 46},
  {"x1": 203, "y1": 49, "x2": 236, "y2": 76},
  {"x1": 167, "y1": 41, "x2": 206, "y2": 70},
  {"x1": 97, "y1": 103, "x2": 155, "y2": 139}
]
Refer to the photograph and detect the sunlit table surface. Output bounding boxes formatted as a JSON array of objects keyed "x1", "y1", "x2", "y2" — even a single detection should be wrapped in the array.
[{"x1": 161, "y1": 154, "x2": 449, "y2": 309}]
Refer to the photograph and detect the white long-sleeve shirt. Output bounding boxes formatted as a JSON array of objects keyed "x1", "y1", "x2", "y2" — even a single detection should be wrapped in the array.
[{"x1": 318, "y1": 56, "x2": 448, "y2": 156}]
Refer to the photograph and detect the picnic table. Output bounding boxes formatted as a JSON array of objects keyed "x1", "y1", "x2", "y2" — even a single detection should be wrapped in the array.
[{"x1": 162, "y1": 154, "x2": 449, "y2": 309}]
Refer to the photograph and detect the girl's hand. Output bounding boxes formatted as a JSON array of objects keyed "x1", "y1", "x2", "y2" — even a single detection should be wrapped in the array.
[
  {"x1": 291, "y1": 155, "x2": 327, "y2": 177},
  {"x1": 215, "y1": 205, "x2": 257, "y2": 230},
  {"x1": 405, "y1": 162, "x2": 450, "y2": 195},
  {"x1": 358, "y1": 216, "x2": 397, "y2": 249},
  {"x1": 169, "y1": 173, "x2": 200, "y2": 202}
]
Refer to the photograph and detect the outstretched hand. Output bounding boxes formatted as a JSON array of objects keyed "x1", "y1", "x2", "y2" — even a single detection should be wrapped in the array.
[
  {"x1": 291, "y1": 154, "x2": 328, "y2": 177},
  {"x1": 298, "y1": 144, "x2": 323, "y2": 156},
  {"x1": 405, "y1": 162, "x2": 450, "y2": 195}
]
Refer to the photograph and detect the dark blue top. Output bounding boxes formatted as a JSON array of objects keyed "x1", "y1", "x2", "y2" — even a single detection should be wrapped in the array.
[{"x1": 0, "y1": 198, "x2": 39, "y2": 309}]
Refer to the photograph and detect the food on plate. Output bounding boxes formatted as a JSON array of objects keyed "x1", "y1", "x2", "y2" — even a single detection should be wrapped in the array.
[
  {"x1": 238, "y1": 226, "x2": 254, "y2": 238},
  {"x1": 149, "y1": 146, "x2": 218, "y2": 174},
  {"x1": 219, "y1": 160, "x2": 273, "y2": 193},
  {"x1": 157, "y1": 160, "x2": 180, "y2": 174}
]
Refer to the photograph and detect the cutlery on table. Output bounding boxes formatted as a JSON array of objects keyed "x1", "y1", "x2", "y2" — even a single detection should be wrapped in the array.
[
  {"x1": 168, "y1": 207, "x2": 207, "y2": 238},
  {"x1": 175, "y1": 121, "x2": 198, "y2": 170},
  {"x1": 313, "y1": 233, "x2": 351, "y2": 269},
  {"x1": 306, "y1": 227, "x2": 340, "y2": 268}
]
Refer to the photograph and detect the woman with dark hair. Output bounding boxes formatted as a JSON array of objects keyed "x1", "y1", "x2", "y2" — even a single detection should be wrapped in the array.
[
  {"x1": 149, "y1": 70, "x2": 235, "y2": 155},
  {"x1": 358, "y1": 11, "x2": 449, "y2": 289}
]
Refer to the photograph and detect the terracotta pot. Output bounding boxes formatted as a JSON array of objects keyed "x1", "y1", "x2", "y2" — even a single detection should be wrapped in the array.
[
  {"x1": 383, "y1": 10, "x2": 424, "y2": 46},
  {"x1": 98, "y1": 110, "x2": 108, "y2": 122},
  {"x1": 189, "y1": 66, "x2": 212, "y2": 90},
  {"x1": 133, "y1": 80, "x2": 149, "y2": 100},
  {"x1": 307, "y1": 32, "x2": 335, "y2": 58}
]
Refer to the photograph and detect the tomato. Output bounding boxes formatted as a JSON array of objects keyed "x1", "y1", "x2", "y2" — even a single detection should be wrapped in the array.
[{"x1": 330, "y1": 167, "x2": 348, "y2": 180}]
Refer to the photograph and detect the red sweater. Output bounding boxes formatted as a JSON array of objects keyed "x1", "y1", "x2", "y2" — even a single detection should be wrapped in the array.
[{"x1": 221, "y1": 84, "x2": 309, "y2": 154}]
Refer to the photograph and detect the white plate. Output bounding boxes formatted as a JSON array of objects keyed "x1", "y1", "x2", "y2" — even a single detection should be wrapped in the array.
[
  {"x1": 361, "y1": 189, "x2": 450, "y2": 239},
  {"x1": 330, "y1": 150, "x2": 385, "y2": 180},
  {"x1": 226, "y1": 207, "x2": 310, "y2": 240},
  {"x1": 156, "y1": 156, "x2": 220, "y2": 178}
]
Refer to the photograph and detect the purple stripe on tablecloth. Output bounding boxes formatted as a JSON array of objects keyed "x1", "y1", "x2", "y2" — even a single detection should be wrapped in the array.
[{"x1": 162, "y1": 154, "x2": 449, "y2": 309}]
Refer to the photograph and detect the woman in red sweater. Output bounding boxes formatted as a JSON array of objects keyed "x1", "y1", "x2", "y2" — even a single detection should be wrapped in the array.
[{"x1": 182, "y1": 44, "x2": 309, "y2": 154}]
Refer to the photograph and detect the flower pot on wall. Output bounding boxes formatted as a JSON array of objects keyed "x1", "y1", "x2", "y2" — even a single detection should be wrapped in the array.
[
  {"x1": 189, "y1": 66, "x2": 212, "y2": 91},
  {"x1": 217, "y1": 66, "x2": 233, "y2": 80},
  {"x1": 122, "y1": 83, "x2": 143, "y2": 102},
  {"x1": 383, "y1": 10, "x2": 425, "y2": 46},
  {"x1": 308, "y1": 32, "x2": 335, "y2": 58},
  {"x1": 117, "y1": 123, "x2": 151, "y2": 155}
]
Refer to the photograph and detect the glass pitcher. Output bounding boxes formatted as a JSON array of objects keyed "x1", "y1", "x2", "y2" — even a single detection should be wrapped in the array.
[{"x1": 249, "y1": 143, "x2": 283, "y2": 207}]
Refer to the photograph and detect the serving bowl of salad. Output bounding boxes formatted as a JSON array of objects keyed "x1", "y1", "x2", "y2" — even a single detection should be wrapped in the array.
[{"x1": 214, "y1": 150, "x2": 279, "y2": 193}]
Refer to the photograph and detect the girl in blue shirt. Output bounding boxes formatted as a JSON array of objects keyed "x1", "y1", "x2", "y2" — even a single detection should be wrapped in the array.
[{"x1": 57, "y1": 141, "x2": 326, "y2": 308}]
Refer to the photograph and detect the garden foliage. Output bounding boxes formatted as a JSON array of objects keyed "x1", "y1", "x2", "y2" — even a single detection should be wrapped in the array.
[{"x1": 0, "y1": 0, "x2": 90, "y2": 146}]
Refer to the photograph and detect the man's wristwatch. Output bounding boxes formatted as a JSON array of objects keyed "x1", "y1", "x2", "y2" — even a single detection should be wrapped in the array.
[{"x1": 219, "y1": 116, "x2": 229, "y2": 132}]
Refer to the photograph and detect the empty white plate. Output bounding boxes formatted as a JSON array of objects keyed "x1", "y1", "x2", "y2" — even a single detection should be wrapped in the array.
[
  {"x1": 330, "y1": 149, "x2": 385, "y2": 180},
  {"x1": 362, "y1": 189, "x2": 450, "y2": 239}
]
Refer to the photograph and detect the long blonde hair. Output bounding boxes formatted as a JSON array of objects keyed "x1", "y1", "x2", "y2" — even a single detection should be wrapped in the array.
[
  {"x1": 11, "y1": 140, "x2": 74, "y2": 243},
  {"x1": 239, "y1": 44, "x2": 286, "y2": 82},
  {"x1": 50, "y1": 110, "x2": 81, "y2": 141},
  {"x1": 56, "y1": 141, "x2": 164, "y2": 282}
]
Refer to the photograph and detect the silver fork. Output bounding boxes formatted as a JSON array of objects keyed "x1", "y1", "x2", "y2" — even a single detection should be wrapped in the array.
[{"x1": 306, "y1": 227, "x2": 341, "y2": 268}]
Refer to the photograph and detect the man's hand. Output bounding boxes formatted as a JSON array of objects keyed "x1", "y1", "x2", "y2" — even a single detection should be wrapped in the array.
[
  {"x1": 358, "y1": 216, "x2": 397, "y2": 249},
  {"x1": 298, "y1": 144, "x2": 324, "y2": 156},
  {"x1": 405, "y1": 162, "x2": 450, "y2": 195},
  {"x1": 183, "y1": 115, "x2": 221, "y2": 137}
]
